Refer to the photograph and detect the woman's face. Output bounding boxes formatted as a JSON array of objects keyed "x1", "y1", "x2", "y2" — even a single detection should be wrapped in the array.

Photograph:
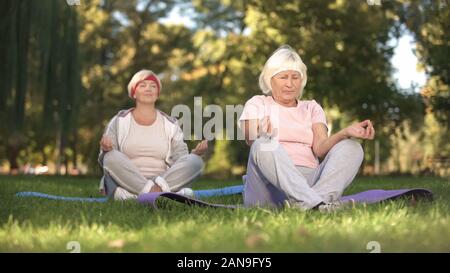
[
  {"x1": 270, "y1": 70, "x2": 302, "y2": 104},
  {"x1": 134, "y1": 80, "x2": 158, "y2": 104}
]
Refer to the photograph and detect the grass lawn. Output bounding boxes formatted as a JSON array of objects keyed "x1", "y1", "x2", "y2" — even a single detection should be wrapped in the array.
[{"x1": 0, "y1": 175, "x2": 449, "y2": 252}]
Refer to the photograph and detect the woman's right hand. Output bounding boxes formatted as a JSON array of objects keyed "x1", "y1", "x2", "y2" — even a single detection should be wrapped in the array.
[
  {"x1": 242, "y1": 116, "x2": 274, "y2": 146},
  {"x1": 258, "y1": 116, "x2": 274, "y2": 137},
  {"x1": 100, "y1": 135, "x2": 113, "y2": 152}
]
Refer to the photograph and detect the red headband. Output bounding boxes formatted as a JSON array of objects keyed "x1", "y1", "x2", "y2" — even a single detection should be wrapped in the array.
[{"x1": 131, "y1": 75, "x2": 160, "y2": 98}]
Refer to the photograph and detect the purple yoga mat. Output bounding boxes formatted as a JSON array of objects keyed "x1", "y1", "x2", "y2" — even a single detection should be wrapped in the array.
[
  {"x1": 137, "y1": 188, "x2": 433, "y2": 209},
  {"x1": 340, "y1": 188, "x2": 433, "y2": 204}
]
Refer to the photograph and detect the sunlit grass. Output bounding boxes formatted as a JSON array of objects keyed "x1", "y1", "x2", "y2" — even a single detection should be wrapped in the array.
[{"x1": 0, "y1": 175, "x2": 449, "y2": 252}]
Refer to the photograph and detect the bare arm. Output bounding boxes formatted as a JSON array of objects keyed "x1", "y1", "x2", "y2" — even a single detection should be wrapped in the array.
[
  {"x1": 241, "y1": 116, "x2": 274, "y2": 147},
  {"x1": 241, "y1": 119, "x2": 259, "y2": 146},
  {"x1": 312, "y1": 124, "x2": 347, "y2": 159},
  {"x1": 312, "y1": 120, "x2": 375, "y2": 159}
]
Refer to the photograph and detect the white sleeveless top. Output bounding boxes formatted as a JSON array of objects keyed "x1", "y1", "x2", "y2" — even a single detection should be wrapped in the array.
[{"x1": 122, "y1": 111, "x2": 169, "y2": 179}]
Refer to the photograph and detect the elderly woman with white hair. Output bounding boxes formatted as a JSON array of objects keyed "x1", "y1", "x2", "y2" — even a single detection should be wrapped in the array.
[
  {"x1": 98, "y1": 69, "x2": 208, "y2": 200},
  {"x1": 240, "y1": 45, "x2": 375, "y2": 212}
]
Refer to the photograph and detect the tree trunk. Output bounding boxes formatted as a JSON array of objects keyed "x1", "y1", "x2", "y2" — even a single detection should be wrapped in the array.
[
  {"x1": 374, "y1": 139, "x2": 380, "y2": 175},
  {"x1": 7, "y1": 0, "x2": 31, "y2": 173}
]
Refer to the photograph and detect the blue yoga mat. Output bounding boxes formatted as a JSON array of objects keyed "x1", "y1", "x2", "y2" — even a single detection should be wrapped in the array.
[
  {"x1": 15, "y1": 185, "x2": 245, "y2": 202},
  {"x1": 16, "y1": 192, "x2": 109, "y2": 202},
  {"x1": 194, "y1": 185, "x2": 244, "y2": 198}
]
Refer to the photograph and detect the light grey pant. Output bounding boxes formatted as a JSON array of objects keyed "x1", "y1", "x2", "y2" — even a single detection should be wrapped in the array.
[
  {"x1": 102, "y1": 150, "x2": 204, "y2": 197},
  {"x1": 244, "y1": 136, "x2": 364, "y2": 209}
]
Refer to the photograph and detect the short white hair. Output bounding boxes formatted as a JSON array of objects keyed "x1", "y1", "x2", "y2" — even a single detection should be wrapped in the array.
[
  {"x1": 127, "y1": 69, "x2": 162, "y2": 98},
  {"x1": 258, "y1": 45, "x2": 308, "y2": 95}
]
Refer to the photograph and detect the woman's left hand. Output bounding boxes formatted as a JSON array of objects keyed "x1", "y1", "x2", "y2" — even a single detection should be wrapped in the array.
[
  {"x1": 192, "y1": 140, "x2": 208, "y2": 156},
  {"x1": 343, "y1": 120, "x2": 375, "y2": 140}
]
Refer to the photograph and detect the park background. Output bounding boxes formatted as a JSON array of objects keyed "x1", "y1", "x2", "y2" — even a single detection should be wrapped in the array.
[
  {"x1": 0, "y1": 0, "x2": 448, "y2": 178},
  {"x1": 1, "y1": 0, "x2": 449, "y2": 253}
]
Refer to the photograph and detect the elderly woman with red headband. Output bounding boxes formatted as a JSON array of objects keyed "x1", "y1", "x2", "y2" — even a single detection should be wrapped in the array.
[
  {"x1": 98, "y1": 69, "x2": 208, "y2": 200},
  {"x1": 239, "y1": 45, "x2": 375, "y2": 212}
]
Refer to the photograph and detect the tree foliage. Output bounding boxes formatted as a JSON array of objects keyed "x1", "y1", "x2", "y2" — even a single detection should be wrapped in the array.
[{"x1": 0, "y1": 0, "x2": 447, "y2": 176}]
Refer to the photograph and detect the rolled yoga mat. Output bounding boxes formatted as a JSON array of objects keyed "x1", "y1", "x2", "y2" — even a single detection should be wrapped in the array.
[
  {"x1": 16, "y1": 192, "x2": 109, "y2": 203},
  {"x1": 14, "y1": 186, "x2": 245, "y2": 203}
]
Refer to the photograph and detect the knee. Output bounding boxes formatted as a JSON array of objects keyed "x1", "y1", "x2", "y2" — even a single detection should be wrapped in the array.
[
  {"x1": 250, "y1": 137, "x2": 278, "y2": 157},
  {"x1": 184, "y1": 154, "x2": 205, "y2": 173},
  {"x1": 335, "y1": 139, "x2": 364, "y2": 161},
  {"x1": 250, "y1": 137, "x2": 264, "y2": 151}
]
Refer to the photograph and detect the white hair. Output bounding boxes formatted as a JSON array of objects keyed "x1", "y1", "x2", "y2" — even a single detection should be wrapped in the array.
[
  {"x1": 127, "y1": 69, "x2": 162, "y2": 98},
  {"x1": 258, "y1": 45, "x2": 308, "y2": 95}
]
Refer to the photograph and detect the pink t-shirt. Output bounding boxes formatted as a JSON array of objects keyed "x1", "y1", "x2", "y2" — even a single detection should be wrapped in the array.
[{"x1": 239, "y1": 95, "x2": 328, "y2": 168}]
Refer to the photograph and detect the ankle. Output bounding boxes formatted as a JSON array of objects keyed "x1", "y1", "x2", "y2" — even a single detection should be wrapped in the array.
[{"x1": 312, "y1": 202, "x2": 325, "y2": 210}]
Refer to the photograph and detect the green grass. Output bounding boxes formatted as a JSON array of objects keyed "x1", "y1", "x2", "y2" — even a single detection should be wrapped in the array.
[{"x1": 0, "y1": 175, "x2": 449, "y2": 252}]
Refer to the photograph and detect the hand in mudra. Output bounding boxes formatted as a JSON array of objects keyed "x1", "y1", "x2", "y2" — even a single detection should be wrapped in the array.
[
  {"x1": 344, "y1": 120, "x2": 375, "y2": 140},
  {"x1": 100, "y1": 135, "x2": 113, "y2": 152},
  {"x1": 192, "y1": 140, "x2": 208, "y2": 156},
  {"x1": 258, "y1": 116, "x2": 276, "y2": 137}
]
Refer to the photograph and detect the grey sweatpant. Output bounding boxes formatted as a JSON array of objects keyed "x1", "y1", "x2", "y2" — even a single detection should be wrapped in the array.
[
  {"x1": 102, "y1": 150, "x2": 204, "y2": 197},
  {"x1": 243, "y1": 136, "x2": 364, "y2": 210}
]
